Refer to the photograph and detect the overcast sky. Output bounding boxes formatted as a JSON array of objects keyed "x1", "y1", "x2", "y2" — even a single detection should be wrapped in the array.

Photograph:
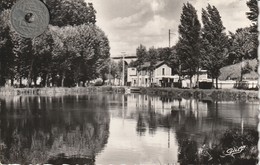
[{"x1": 91, "y1": 0, "x2": 252, "y2": 57}]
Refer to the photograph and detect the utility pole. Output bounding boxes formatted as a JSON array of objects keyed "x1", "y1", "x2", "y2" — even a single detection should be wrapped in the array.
[
  {"x1": 169, "y1": 29, "x2": 171, "y2": 47},
  {"x1": 169, "y1": 29, "x2": 177, "y2": 87},
  {"x1": 169, "y1": 29, "x2": 176, "y2": 48},
  {"x1": 109, "y1": 57, "x2": 111, "y2": 86},
  {"x1": 121, "y1": 52, "x2": 126, "y2": 86}
]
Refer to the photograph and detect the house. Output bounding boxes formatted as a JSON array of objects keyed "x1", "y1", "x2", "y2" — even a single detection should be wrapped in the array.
[{"x1": 127, "y1": 61, "x2": 179, "y2": 87}]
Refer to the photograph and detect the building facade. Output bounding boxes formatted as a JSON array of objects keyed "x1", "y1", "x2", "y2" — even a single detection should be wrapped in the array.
[
  {"x1": 127, "y1": 61, "x2": 209, "y2": 88},
  {"x1": 127, "y1": 61, "x2": 179, "y2": 87}
]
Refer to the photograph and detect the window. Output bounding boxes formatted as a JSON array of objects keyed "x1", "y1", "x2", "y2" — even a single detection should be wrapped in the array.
[{"x1": 162, "y1": 68, "x2": 165, "y2": 75}]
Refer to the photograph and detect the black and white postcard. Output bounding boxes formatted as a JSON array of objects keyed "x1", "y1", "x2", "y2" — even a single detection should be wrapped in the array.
[{"x1": 0, "y1": 0, "x2": 258, "y2": 164}]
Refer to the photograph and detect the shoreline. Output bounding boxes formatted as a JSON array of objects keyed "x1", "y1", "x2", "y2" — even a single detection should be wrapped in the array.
[
  {"x1": 0, "y1": 86, "x2": 258, "y2": 101},
  {"x1": 139, "y1": 87, "x2": 258, "y2": 101}
]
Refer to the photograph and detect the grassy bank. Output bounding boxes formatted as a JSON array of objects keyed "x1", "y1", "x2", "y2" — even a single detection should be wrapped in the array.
[
  {"x1": 0, "y1": 86, "x2": 258, "y2": 101},
  {"x1": 0, "y1": 86, "x2": 125, "y2": 96},
  {"x1": 138, "y1": 87, "x2": 258, "y2": 101}
]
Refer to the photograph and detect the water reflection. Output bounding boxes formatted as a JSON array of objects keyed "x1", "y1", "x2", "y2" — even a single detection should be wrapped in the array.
[
  {"x1": 0, "y1": 95, "x2": 110, "y2": 164},
  {"x1": 106, "y1": 94, "x2": 258, "y2": 164},
  {"x1": 0, "y1": 93, "x2": 258, "y2": 164}
]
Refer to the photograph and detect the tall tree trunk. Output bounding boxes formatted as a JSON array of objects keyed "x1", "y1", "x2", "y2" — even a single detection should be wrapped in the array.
[
  {"x1": 19, "y1": 76, "x2": 22, "y2": 88},
  {"x1": 178, "y1": 64, "x2": 182, "y2": 88},
  {"x1": 51, "y1": 74, "x2": 56, "y2": 87},
  {"x1": 196, "y1": 69, "x2": 199, "y2": 88},
  {"x1": 215, "y1": 78, "x2": 218, "y2": 89},
  {"x1": 33, "y1": 76, "x2": 37, "y2": 87},
  {"x1": 211, "y1": 77, "x2": 214, "y2": 89},
  {"x1": 61, "y1": 71, "x2": 65, "y2": 87},
  {"x1": 83, "y1": 80, "x2": 87, "y2": 87},
  {"x1": 189, "y1": 76, "x2": 193, "y2": 89},
  {"x1": 11, "y1": 78, "x2": 14, "y2": 86},
  {"x1": 41, "y1": 74, "x2": 46, "y2": 87},
  {"x1": 27, "y1": 59, "x2": 34, "y2": 87},
  {"x1": 45, "y1": 73, "x2": 49, "y2": 87}
]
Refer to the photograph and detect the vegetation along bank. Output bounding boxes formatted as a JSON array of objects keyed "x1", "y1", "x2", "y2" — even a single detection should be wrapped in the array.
[{"x1": 0, "y1": 86, "x2": 257, "y2": 102}]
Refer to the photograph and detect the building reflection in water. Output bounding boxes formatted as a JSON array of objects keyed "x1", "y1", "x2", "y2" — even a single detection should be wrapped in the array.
[
  {"x1": 0, "y1": 93, "x2": 258, "y2": 164},
  {"x1": 122, "y1": 94, "x2": 258, "y2": 164}
]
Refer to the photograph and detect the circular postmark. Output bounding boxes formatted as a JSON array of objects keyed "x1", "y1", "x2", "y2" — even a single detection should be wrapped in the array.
[{"x1": 10, "y1": 0, "x2": 50, "y2": 38}]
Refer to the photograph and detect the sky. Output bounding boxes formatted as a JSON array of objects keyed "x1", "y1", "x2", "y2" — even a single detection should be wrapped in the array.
[{"x1": 90, "y1": 0, "x2": 252, "y2": 57}]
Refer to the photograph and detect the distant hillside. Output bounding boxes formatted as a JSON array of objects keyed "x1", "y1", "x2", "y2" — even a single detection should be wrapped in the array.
[{"x1": 219, "y1": 59, "x2": 258, "y2": 80}]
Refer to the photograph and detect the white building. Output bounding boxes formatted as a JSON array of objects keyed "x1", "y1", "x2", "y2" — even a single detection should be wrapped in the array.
[
  {"x1": 127, "y1": 61, "x2": 209, "y2": 88},
  {"x1": 127, "y1": 61, "x2": 179, "y2": 87}
]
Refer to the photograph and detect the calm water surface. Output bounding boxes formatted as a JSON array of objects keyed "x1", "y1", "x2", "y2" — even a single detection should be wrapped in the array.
[{"x1": 0, "y1": 93, "x2": 258, "y2": 164}]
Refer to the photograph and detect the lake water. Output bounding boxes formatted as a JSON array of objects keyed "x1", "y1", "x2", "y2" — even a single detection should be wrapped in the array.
[{"x1": 0, "y1": 93, "x2": 258, "y2": 165}]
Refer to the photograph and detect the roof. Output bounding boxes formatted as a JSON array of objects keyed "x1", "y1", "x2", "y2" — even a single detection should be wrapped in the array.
[
  {"x1": 140, "y1": 61, "x2": 167, "y2": 69},
  {"x1": 218, "y1": 59, "x2": 258, "y2": 80}
]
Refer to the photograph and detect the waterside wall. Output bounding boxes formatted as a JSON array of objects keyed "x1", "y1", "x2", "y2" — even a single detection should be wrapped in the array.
[{"x1": 0, "y1": 86, "x2": 258, "y2": 101}]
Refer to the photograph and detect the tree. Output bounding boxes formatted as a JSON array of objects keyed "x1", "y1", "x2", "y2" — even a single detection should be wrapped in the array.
[
  {"x1": 31, "y1": 28, "x2": 54, "y2": 87},
  {"x1": 51, "y1": 24, "x2": 110, "y2": 87},
  {"x1": 177, "y1": 2, "x2": 201, "y2": 88},
  {"x1": 109, "y1": 60, "x2": 120, "y2": 85},
  {"x1": 0, "y1": 0, "x2": 109, "y2": 87},
  {"x1": 44, "y1": 0, "x2": 96, "y2": 27},
  {"x1": 94, "y1": 27, "x2": 111, "y2": 85},
  {"x1": 157, "y1": 47, "x2": 172, "y2": 62},
  {"x1": 228, "y1": 27, "x2": 256, "y2": 65},
  {"x1": 0, "y1": 10, "x2": 14, "y2": 86},
  {"x1": 0, "y1": 0, "x2": 15, "y2": 12},
  {"x1": 147, "y1": 47, "x2": 158, "y2": 86},
  {"x1": 201, "y1": 4, "x2": 229, "y2": 89},
  {"x1": 246, "y1": 0, "x2": 258, "y2": 26},
  {"x1": 12, "y1": 36, "x2": 33, "y2": 87},
  {"x1": 246, "y1": 0, "x2": 258, "y2": 60},
  {"x1": 241, "y1": 61, "x2": 253, "y2": 81},
  {"x1": 135, "y1": 44, "x2": 148, "y2": 70},
  {"x1": 51, "y1": 25, "x2": 76, "y2": 87}
]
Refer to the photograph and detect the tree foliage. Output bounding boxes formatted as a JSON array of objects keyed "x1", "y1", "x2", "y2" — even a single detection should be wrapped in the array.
[
  {"x1": 0, "y1": 1, "x2": 110, "y2": 87},
  {"x1": 201, "y1": 4, "x2": 229, "y2": 88},
  {"x1": 245, "y1": 0, "x2": 258, "y2": 60},
  {"x1": 135, "y1": 44, "x2": 148, "y2": 70},
  {"x1": 228, "y1": 27, "x2": 257, "y2": 65},
  {"x1": 176, "y1": 2, "x2": 201, "y2": 88},
  {"x1": 50, "y1": 24, "x2": 110, "y2": 87},
  {"x1": 0, "y1": 10, "x2": 16, "y2": 86},
  {"x1": 246, "y1": 0, "x2": 258, "y2": 26},
  {"x1": 44, "y1": 0, "x2": 96, "y2": 27},
  {"x1": 0, "y1": 0, "x2": 16, "y2": 12}
]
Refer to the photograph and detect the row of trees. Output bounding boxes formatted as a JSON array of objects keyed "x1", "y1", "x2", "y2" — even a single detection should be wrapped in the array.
[
  {"x1": 0, "y1": 0, "x2": 110, "y2": 87},
  {"x1": 132, "y1": 1, "x2": 258, "y2": 88}
]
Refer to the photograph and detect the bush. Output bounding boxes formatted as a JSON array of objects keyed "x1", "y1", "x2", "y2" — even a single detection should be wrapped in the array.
[{"x1": 235, "y1": 81, "x2": 251, "y2": 90}]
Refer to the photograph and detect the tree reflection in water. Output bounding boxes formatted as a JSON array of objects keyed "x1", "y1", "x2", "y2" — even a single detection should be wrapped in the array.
[
  {"x1": 134, "y1": 95, "x2": 258, "y2": 165},
  {"x1": 0, "y1": 95, "x2": 110, "y2": 164}
]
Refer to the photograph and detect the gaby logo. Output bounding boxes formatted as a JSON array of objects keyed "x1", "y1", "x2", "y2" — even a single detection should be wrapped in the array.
[{"x1": 221, "y1": 145, "x2": 246, "y2": 158}]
